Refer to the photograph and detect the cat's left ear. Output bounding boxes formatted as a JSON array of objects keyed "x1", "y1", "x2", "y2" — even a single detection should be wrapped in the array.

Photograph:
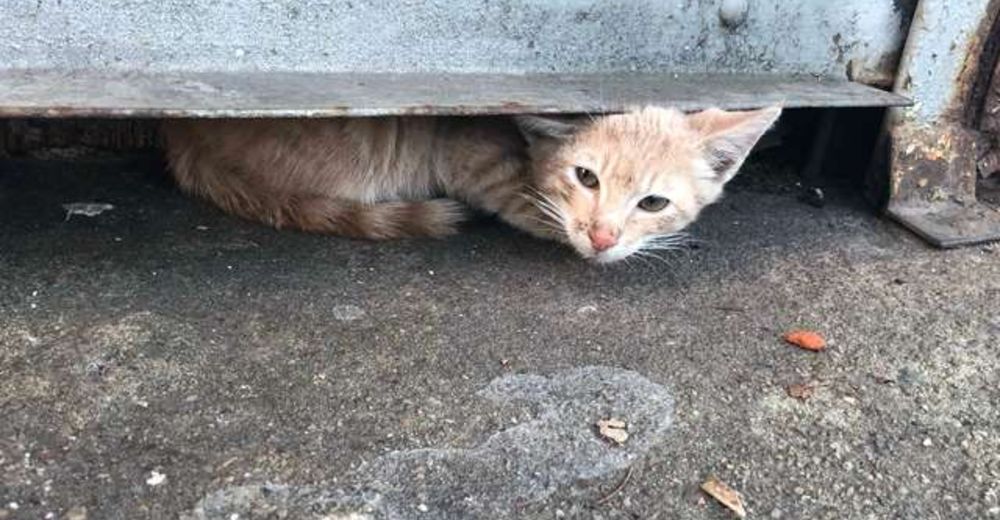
[
  {"x1": 687, "y1": 106, "x2": 782, "y2": 182},
  {"x1": 513, "y1": 114, "x2": 580, "y2": 146}
]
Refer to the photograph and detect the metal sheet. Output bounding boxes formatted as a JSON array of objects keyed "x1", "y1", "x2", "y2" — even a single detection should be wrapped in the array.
[
  {"x1": 0, "y1": 1, "x2": 911, "y2": 81},
  {"x1": 0, "y1": 70, "x2": 909, "y2": 119},
  {"x1": 888, "y1": 202, "x2": 1000, "y2": 248}
]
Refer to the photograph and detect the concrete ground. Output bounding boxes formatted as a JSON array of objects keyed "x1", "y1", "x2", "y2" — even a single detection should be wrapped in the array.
[{"x1": 1, "y1": 156, "x2": 998, "y2": 520}]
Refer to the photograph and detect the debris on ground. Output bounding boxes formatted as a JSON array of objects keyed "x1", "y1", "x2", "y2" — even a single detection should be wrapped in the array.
[
  {"x1": 786, "y1": 383, "x2": 816, "y2": 400},
  {"x1": 331, "y1": 304, "x2": 366, "y2": 322},
  {"x1": 782, "y1": 329, "x2": 827, "y2": 351},
  {"x1": 871, "y1": 368, "x2": 896, "y2": 384},
  {"x1": 596, "y1": 418, "x2": 629, "y2": 445},
  {"x1": 596, "y1": 466, "x2": 634, "y2": 505},
  {"x1": 64, "y1": 506, "x2": 88, "y2": 520},
  {"x1": 146, "y1": 470, "x2": 167, "y2": 486},
  {"x1": 700, "y1": 475, "x2": 747, "y2": 518},
  {"x1": 62, "y1": 202, "x2": 114, "y2": 221}
]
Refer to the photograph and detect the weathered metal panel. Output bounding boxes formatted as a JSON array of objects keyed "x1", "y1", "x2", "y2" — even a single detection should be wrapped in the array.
[
  {"x1": 0, "y1": 70, "x2": 909, "y2": 119},
  {"x1": 0, "y1": 1, "x2": 910, "y2": 80},
  {"x1": 885, "y1": 0, "x2": 1000, "y2": 248}
]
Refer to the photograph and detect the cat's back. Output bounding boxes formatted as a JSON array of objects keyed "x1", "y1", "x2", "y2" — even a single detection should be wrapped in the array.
[{"x1": 162, "y1": 117, "x2": 442, "y2": 200}]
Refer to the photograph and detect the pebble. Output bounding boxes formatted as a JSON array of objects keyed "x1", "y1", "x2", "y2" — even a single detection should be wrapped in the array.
[
  {"x1": 417, "y1": 503, "x2": 429, "y2": 513},
  {"x1": 923, "y1": 438, "x2": 933, "y2": 447},
  {"x1": 146, "y1": 470, "x2": 167, "y2": 486}
]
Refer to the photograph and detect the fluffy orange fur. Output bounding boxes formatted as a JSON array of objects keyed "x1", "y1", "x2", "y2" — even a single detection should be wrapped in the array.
[{"x1": 162, "y1": 106, "x2": 780, "y2": 262}]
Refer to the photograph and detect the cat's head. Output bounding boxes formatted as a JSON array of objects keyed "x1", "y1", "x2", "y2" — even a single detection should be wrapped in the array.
[{"x1": 516, "y1": 105, "x2": 781, "y2": 263}]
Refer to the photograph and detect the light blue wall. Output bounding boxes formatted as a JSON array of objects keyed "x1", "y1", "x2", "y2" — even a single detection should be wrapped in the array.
[{"x1": 1, "y1": 1, "x2": 911, "y2": 79}]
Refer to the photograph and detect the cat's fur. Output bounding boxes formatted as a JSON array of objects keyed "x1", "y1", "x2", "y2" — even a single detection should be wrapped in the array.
[{"x1": 162, "y1": 106, "x2": 780, "y2": 262}]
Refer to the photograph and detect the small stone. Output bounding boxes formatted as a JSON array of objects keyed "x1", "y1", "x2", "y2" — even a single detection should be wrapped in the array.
[
  {"x1": 65, "y1": 506, "x2": 88, "y2": 520},
  {"x1": 555, "y1": 509, "x2": 566, "y2": 518},
  {"x1": 6, "y1": 503, "x2": 17, "y2": 511},
  {"x1": 923, "y1": 438, "x2": 933, "y2": 447},
  {"x1": 786, "y1": 383, "x2": 815, "y2": 400},
  {"x1": 417, "y1": 503, "x2": 429, "y2": 513},
  {"x1": 146, "y1": 470, "x2": 166, "y2": 486},
  {"x1": 770, "y1": 508, "x2": 783, "y2": 519}
]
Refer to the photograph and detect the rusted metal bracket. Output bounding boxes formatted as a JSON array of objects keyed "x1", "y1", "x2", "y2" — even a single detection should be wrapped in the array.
[{"x1": 885, "y1": 0, "x2": 1000, "y2": 248}]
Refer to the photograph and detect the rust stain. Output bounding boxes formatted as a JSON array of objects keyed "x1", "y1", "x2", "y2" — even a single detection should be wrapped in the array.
[
  {"x1": 891, "y1": 123, "x2": 979, "y2": 204},
  {"x1": 953, "y1": 3, "x2": 1000, "y2": 119}
]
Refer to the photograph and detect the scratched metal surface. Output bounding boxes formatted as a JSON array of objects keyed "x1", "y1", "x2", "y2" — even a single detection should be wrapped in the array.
[
  {"x1": 0, "y1": 1, "x2": 913, "y2": 81},
  {"x1": 0, "y1": 70, "x2": 909, "y2": 118}
]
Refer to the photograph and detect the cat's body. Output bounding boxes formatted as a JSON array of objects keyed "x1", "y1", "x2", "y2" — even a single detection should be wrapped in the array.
[{"x1": 163, "y1": 106, "x2": 780, "y2": 263}]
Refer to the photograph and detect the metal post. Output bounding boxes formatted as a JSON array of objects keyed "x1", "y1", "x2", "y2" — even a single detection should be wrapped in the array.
[{"x1": 885, "y1": 0, "x2": 1000, "y2": 247}]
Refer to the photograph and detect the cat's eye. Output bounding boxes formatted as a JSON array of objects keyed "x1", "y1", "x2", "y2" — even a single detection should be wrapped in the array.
[
  {"x1": 575, "y1": 166, "x2": 599, "y2": 189},
  {"x1": 638, "y1": 195, "x2": 670, "y2": 212}
]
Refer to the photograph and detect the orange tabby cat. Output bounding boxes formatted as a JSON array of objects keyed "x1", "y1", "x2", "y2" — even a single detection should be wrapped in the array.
[{"x1": 162, "y1": 106, "x2": 780, "y2": 263}]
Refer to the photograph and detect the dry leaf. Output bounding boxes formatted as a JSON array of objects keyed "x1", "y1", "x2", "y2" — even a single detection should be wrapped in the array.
[
  {"x1": 596, "y1": 418, "x2": 629, "y2": 445},
  {"x1": 701, "y1": 475, "x2": 747, "y2": 518},
  {"x1": 786, "y1": 383, "x2": 815, "y2": 400},
  {"x1": 782, "y1": 329, "x2": 827, "y2": 352}
]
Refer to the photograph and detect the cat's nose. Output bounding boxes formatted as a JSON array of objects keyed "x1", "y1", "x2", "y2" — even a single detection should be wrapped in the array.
[{"x1": 588, "y1": 226, "x2": 619, "y2": 252}]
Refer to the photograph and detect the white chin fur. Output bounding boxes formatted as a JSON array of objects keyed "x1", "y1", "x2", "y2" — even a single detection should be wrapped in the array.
[
  {"x1": 567, "y1": 233, "x2": 636, "y2": 264},
  {"x1": 591, "y1": 245, "x2": 637, "y2": 264}
]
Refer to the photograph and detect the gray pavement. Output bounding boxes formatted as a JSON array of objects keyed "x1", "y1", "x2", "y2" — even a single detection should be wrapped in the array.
[{"x1": 1, "y1": 157, "x2": 998, "y2": 519}]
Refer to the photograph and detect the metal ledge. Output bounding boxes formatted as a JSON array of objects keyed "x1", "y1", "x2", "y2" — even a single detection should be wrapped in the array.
[
  {"x1": 888, "y1": 201, "x2": 1000, "y2": 248},
  {"x1": 0, "y1": 69, "x2": 909, "y2": 119}
]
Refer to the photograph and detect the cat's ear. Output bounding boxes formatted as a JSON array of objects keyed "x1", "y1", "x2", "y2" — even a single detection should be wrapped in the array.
[
  {"x1": 513, "y1": 114, "x2": 580, "y2": 145},
  {"x1": 687, "y1": 106, "x2": 782, "y2": 182}
]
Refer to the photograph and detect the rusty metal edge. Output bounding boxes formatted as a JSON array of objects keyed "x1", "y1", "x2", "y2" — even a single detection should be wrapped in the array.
[{"x1": 887, "y1": 202, "x2": 1000, "y2": 248}]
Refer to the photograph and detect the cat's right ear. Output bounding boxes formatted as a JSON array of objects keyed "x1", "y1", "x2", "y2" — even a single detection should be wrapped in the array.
[
  {"x1": 513, "y1": 115, "x2": 579, "y2": 146},
  {"x1": 687, "y1": 106, "x2": 782, "y2": 183}
]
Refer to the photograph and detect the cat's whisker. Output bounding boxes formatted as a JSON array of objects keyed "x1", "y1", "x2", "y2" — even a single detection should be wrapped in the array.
[
  {"x1": 525, "y1": 215, "x2": 565, "y2": 234},
  {"x1": 627, "y1": 251, "x2": 655, "y2": 269},
  {"x1": 644, "y1": 232, "x2": 701, "y2": 252},
  {"x1": 634, "y1": 250, "x2": 676, "y2": 267},
  {"x1": 521, "y1": 189, "x2": 567, "y2": 230}
]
